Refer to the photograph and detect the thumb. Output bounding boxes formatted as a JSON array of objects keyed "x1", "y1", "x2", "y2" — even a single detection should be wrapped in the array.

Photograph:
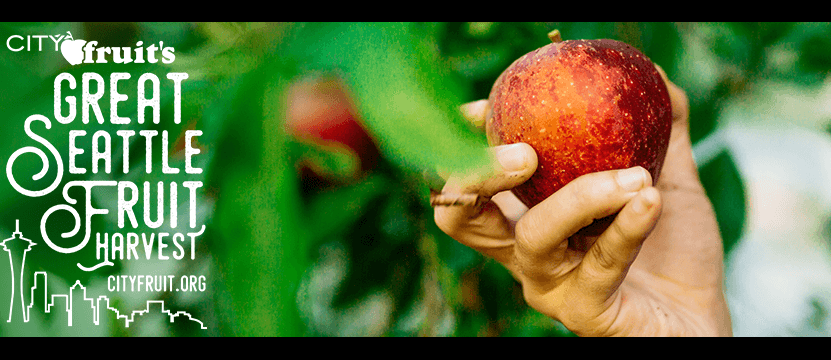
[
  {"x1": 436, "y1": 142, "x2": 537, "y2": 206},
  {"x1": 433, "y1": 142, "x2": 537, "y2": 263}
]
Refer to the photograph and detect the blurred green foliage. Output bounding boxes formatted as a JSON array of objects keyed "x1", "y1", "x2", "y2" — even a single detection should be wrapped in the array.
[{"x1": 0, "y1": 22, "x2": 829, "y2": 337}]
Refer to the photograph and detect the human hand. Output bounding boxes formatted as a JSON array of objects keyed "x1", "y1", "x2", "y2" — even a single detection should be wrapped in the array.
[{"x1": 433, "y1": 68, "x2": 732, "y2": 336}]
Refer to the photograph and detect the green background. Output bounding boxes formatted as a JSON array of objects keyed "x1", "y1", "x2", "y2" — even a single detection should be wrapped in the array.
[{"x1": 0, "y1": 22, "x2": 829, "y2": 336}]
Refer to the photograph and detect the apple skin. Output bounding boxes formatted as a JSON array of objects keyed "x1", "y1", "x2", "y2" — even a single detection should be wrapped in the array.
[
  {"x1": 485, "y1": 39, "x2": 672, "y2": 232},
  {"x1": 285, "y1": 76, "x2": 380, "y2": 183}
]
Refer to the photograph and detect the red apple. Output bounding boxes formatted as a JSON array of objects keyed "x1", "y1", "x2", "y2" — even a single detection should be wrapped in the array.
[
  {"x1": 285, "y1": 75, "x2": 380, "y2": 183},
  {"x1": 485, "y1": 37, "x2": 672, "y2": 233}
]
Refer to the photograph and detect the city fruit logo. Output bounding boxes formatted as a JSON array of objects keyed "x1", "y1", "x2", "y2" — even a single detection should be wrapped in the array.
[
  {"x1": 7, "y1": 31, "x2": 176, "y2": 65},
  {"x1": 4, "y1": 30, "x2": 207, "y2": 331},
  {"x1": 59, "y1": 32, "x2": 86, "y2": 65}
]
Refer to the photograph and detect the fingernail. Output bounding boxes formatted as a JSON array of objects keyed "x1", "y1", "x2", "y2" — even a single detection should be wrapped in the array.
[
  {"x1": 495, "y1": 143, "x2": 529, "y2": 172},
  {"x1": 617, "y1": 167, "x2": 647, "y2": 192}
]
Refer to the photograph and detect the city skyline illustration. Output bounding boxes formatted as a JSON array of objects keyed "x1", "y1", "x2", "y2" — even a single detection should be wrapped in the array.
[{"x1": 1, "y1": 220, "x2": 206, "y2": 331}]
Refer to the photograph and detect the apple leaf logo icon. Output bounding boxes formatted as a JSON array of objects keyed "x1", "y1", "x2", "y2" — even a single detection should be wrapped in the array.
[{"x1": 60, "y1": 31, "x2": 86, "y2": 66}]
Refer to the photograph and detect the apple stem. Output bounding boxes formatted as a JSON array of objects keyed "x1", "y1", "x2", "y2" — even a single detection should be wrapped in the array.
[
  {"x1": 548, "y1": 29, "x2": 562, "y2": 43},
  {"x1": 429, "y1": 191, "x2": 484, "y2": 207}
]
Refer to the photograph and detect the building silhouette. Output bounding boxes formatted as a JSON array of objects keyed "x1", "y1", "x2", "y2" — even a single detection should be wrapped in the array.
[
  {"x1": 25, "y1": 271, "x2": 206, "y2": 330},
  {"x1": 3, "y1": 221, "x2": 206, "y2": 332},
  {"x1": 1, "y1": 220, "x2": 36, "y2": 322}
]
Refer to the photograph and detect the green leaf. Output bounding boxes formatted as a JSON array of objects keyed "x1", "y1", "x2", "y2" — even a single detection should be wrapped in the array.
[
  {"x1": 288, "y1": 22, "x2": 494, "y2": 180},
  {"x1": 447, "y1": 43, "x2": 513, "y2": 81},
  {"x1": 698, "y1": 149, "x2": 746, "y2": 255},
  {"x1": 208, "y1": 41, "x2": 306, "y2": 336},
  {"x1": 501, "y1": 309, "x2": 577, "y2": 337},
  {"x1": 799, "y1": 33, "x2": 831, "y2": 74},
  {"x1": 689, "y1": 79, "x2": 732, "y2": 145},
  {"x1": 729, "y1": 22, "x2": 796, "y2": 47},
  {"x1": 705, "y1": 23, "x2": 751, "y2": 70},
  {"x1": 289, "y1": 138, "x2": 361, "y2": 182},
  {"x1": 636, "y1": 22, "x2": 682, "y2": 80},
  {"x1": 303, "y1": 174, "x2": 390, "y2": 243}
]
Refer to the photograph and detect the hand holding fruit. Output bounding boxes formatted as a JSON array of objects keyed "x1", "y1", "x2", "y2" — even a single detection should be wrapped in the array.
[{"x1": 433, "y1": 34, "x2": 731, "y2": 336}]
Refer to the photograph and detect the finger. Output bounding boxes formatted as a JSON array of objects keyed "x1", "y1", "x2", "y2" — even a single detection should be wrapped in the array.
[
  {"x1": 514, "y1": 166, "x2": 652, "y2": 283},
  {"x1": 575, "y1": 186, "x2": 662, "y2": 301},
  {"x1": 654, "y1": 64, "x2": 689, "y2": 126},
  {"x1": 441, "y1": 143, "x2": 537, "y2": 201},
  {"x1": 434, "y1": 143, "x2": 537, "y2": 263},
  {"x1": 460, "y1": 99, "x2": 489, "y2": 129},
  {"x1": 491, "y1": 190, "x2": 528, "y2": 223},
  {"x1": 653, "y1": 64, "x2": 699, "y2": 189}
]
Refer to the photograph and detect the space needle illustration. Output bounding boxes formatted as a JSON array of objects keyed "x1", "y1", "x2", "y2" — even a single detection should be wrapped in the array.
[{"x1": 1, "y1": 220, "x2": 36, "y2": 322}]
